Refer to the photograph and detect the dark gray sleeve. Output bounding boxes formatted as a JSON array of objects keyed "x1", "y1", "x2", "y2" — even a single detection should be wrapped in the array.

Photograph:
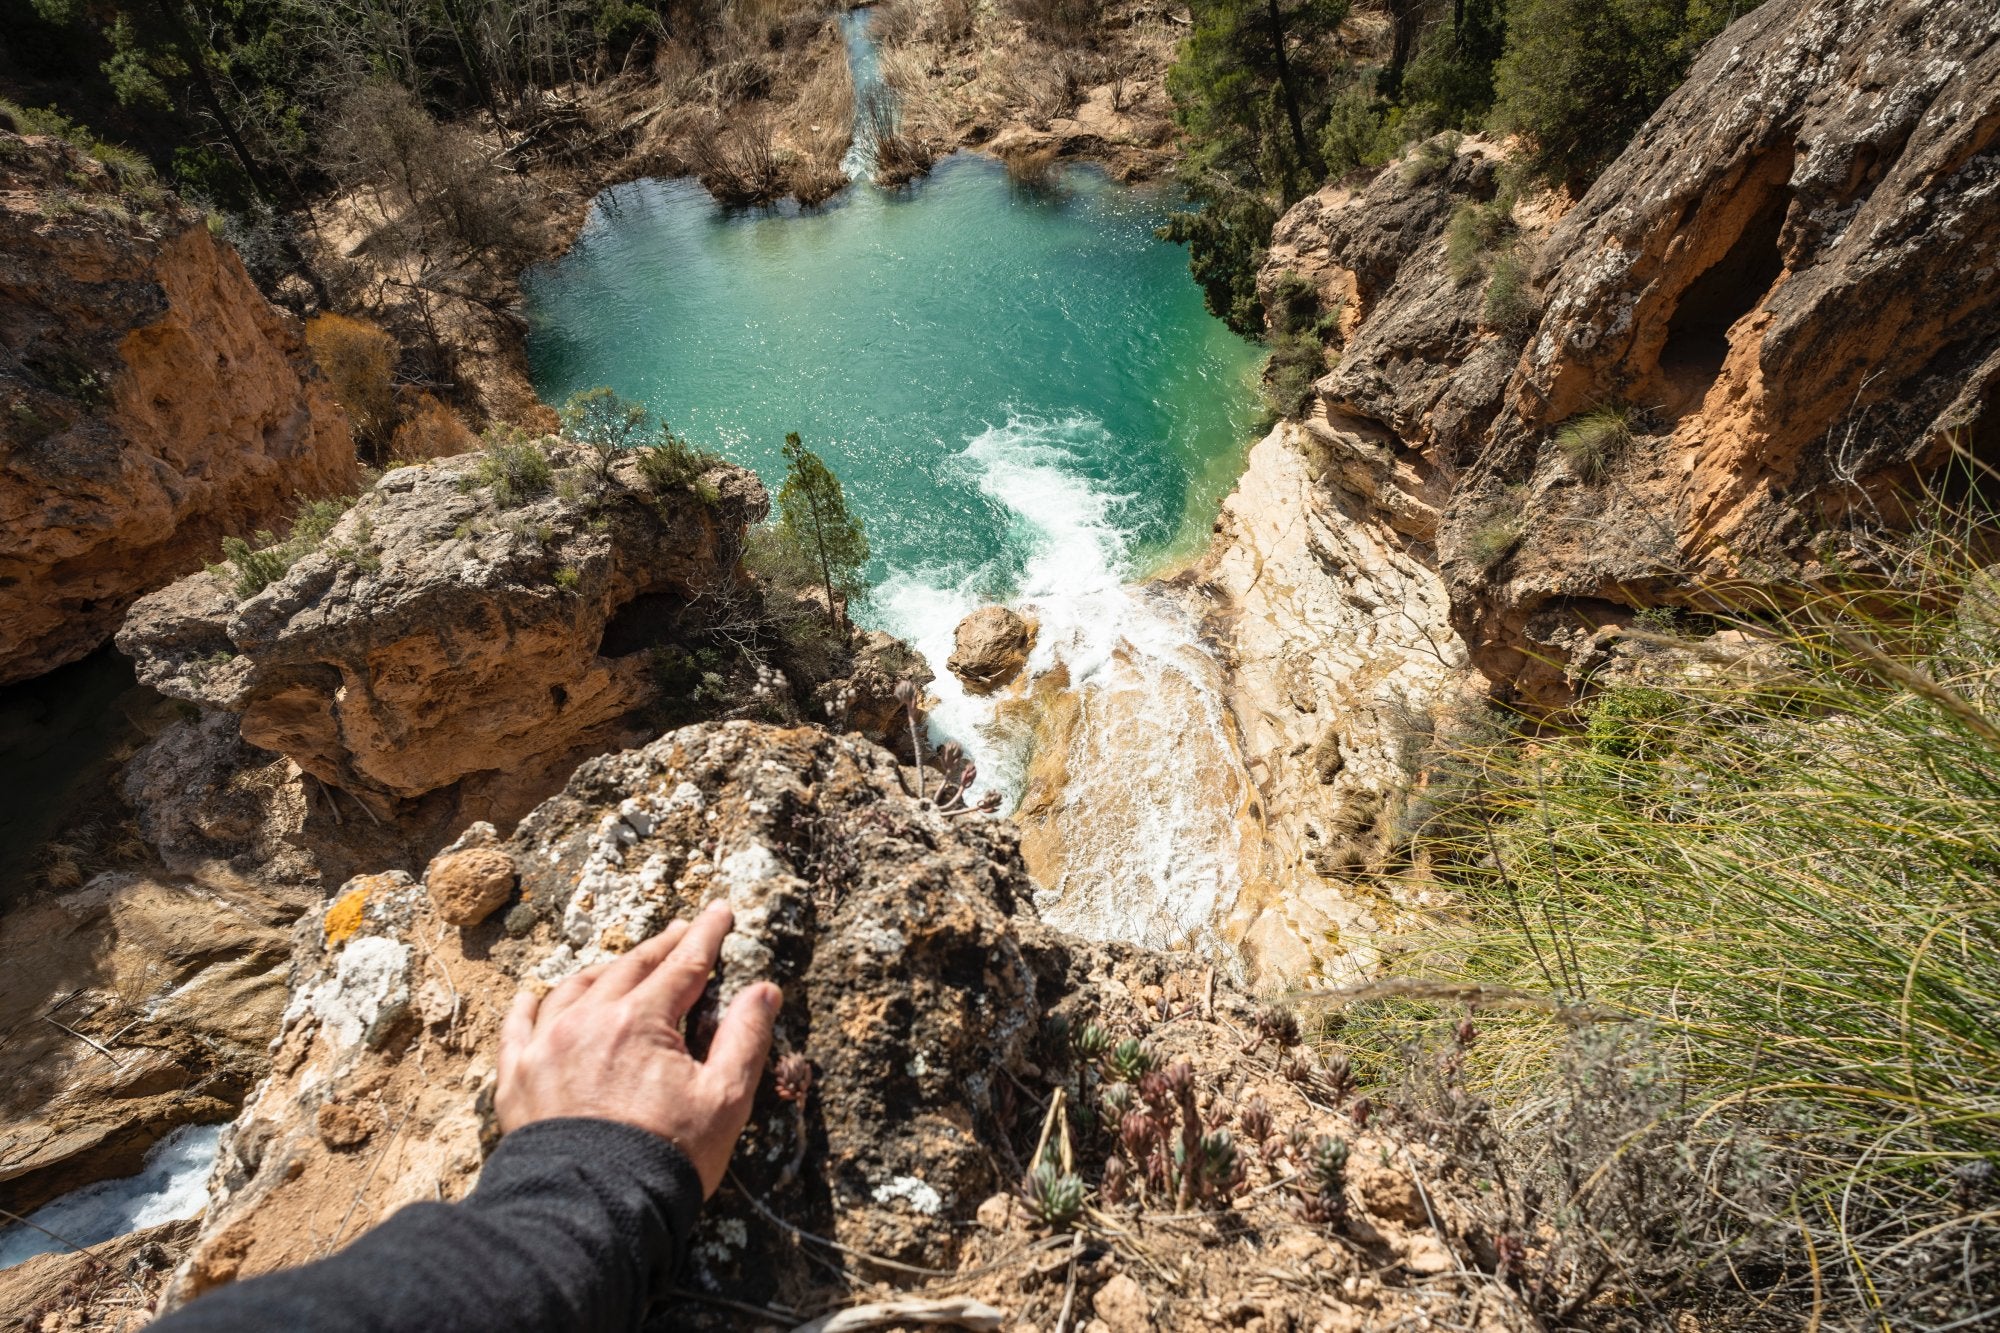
[{"x1": 151, "y1": 1117, "x2": 705, "y2": 1333}]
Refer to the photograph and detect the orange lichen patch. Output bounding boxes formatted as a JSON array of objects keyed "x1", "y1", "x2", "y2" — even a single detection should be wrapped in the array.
[{"x1": 323, "y1": 885, "x2": 371, "y2": 947}]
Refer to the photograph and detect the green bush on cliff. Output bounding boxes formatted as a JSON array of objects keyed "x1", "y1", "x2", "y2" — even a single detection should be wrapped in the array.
[
  {"x1": 1381, "y1": 515, "x2": 2000, "y2": 1324},
  {"x1": 468, "y1": 429, "x2": 554, "y2": 508},
  {"x1": 211, "y1": 493, "x2": 357, "y2": 598}
]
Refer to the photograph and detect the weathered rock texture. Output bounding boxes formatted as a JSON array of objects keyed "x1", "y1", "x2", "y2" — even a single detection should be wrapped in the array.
[
  {"x1": 1183, "y1": 425, "x2": 1471, "y2": 988},
  {"x1": 946, "y1": 604, "x2": 1033, "y2": 694},
  {"x1": 1266, "y1": 0, "x2": 2000, "y2": 708},
  {"x1": 117, "y1": 444, "x2": 772, "y2": 829},
  {"x1": 0, "y1": 873, "x2": 298, "y2": 1220},
  {"x1": 159, "y1": 723, "x2": 1529, "y2": 1331},
  {"x1": 0, "y1": 131, "x2": 357, "y2": 685}
]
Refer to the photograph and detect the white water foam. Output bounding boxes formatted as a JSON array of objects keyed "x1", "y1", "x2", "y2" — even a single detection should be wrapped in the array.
[
  {"x1": 0, "y1": 1122, "x2": 223, "y2": 1270},
  {"x1": 873, "y1": 415, "x2": 1248, "y2": 954}
]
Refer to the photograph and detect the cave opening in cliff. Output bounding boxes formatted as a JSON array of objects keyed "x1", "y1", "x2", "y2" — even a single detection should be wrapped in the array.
[
  {"x1": 1658, "y1": 182, "x2": 1791, "y2": 412},
  {"x1": 596, "y1": 589, "x2": 694, "y2": 659}
]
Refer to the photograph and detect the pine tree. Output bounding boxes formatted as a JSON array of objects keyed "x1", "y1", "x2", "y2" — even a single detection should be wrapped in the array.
[
  {"x1": 775, "y1": 433, "x2": 870, "y2": 636},
  {"x1": 1162, "y1": 0, "x2": 1350, "y2": 333}
]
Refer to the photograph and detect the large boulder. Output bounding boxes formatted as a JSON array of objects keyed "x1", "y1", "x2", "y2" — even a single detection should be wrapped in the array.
[
  {"x1": 946, "y1": 605, "x2": 1033, "y2": 694},
  {"x1": 117, "y1": 443, "x2": 770, "y2": 828},
  {"x1": 0, "y1": 131, "x2": 357, "y2": 684}
]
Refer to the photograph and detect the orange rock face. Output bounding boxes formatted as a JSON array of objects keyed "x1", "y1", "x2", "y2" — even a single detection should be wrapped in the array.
[
  {"x1": 1263, "y1": 0, "x2": 2000, "y2": 706},
  {"x1": 0, "y1": 132, "x2": 357, "y2": 684}
]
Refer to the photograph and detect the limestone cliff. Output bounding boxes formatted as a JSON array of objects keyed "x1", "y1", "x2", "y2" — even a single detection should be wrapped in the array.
[
  {"x1": 0, "y1": 131, "x2": 357, "y2": 685},
  {"x1": 1264, "y1": 0, "x2": 2000, "y2": 708},
  {"x1": 1183, "y1": 425, "x2": 1469, "y2": 989},
  {"x1": 118, "y1": 444, "x2": 773, "y2": 831}
]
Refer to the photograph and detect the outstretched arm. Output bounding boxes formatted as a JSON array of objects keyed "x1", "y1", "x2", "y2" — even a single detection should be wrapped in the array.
[{"x1": 153, "y1": 902, "x2": 780, "y2": 1333}]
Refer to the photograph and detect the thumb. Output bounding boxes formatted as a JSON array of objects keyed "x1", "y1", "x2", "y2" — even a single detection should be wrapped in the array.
[{"x1": 703, "y1": 982, "x2": 782, "y2": 1114}]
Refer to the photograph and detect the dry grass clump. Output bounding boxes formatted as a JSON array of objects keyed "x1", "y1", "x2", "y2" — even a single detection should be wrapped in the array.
[
  {"x1": 1552, "y1": 403, "x2": 1632, "y2": 483},
  {"x1": 1375, "y1": 504, "x2": 2000, "y2": 1329}
]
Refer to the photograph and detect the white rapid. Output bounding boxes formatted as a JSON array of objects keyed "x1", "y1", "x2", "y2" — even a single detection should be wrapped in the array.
[
  {"x1": 0, "y1": 1122, "x2": 223, "y2": 1269},
  {"x1": 873, "y1": 415, "x2": 1255, "y2": 956}
]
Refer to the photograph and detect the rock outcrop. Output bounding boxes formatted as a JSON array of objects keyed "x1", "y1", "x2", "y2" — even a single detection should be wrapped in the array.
[
  {"x1": 1449, "y1": 0, "x2": 2000, "y2": 705},
  {"x1": 118, "y1": 444, "x2": 772, "y2": 829},
  {"x1": 946, "y1": 604, "x2": 1033, "y2": 694},
  {"x1": 1265, "y1": 0, "x2": 2000, "y2": 708},
  {"x1": 157, "y1": 722, "x2": 1531, "y2": 1330},
  {"x1": 1185, "y1": 425, "x2": 1471, "y2": 987},
  {"x1": 0, "y1": 131, "x2": 357, "y2": 685}
]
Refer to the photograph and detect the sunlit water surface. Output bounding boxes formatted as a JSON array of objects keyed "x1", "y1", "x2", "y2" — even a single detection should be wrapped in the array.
[{"x1": 523, "y1": 34, "x2": 1267, "y2": 950}]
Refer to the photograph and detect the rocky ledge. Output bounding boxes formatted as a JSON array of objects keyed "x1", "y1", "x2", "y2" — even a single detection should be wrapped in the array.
[
  {"x1": 156, "y1": 722, "x2": 1532, "y2": 1331},
  {"x1": 0, "y1": 130, "x2": 357, "y2": 685},
  {"x1": 117, "y1": 442, "x2": 772, "y2": 830}
]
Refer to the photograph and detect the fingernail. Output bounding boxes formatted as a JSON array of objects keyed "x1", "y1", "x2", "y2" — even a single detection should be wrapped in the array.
[{"x1": 759, "y1": 983, "x2": 783, "y2": 1015}]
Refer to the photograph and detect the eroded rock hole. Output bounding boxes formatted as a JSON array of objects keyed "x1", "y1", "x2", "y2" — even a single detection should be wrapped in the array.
[
  {"x1": 1659, "y1": 185, "x2": 1790, "y2": 410},
  {"x1": 595, "y1": 589, "x2": 692, "y2": 658}
]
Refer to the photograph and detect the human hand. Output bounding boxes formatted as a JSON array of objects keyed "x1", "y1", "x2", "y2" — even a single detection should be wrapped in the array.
[{"x1": 496, "y1": 901, "x2": 781, "y2": 1196}]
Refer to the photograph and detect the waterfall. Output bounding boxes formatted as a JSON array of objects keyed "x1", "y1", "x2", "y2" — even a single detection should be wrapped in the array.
[
  {"x1": 839, "y1": 9, "x2": 890, "y2": 180},
  {"x1": 874, "y1": 416, "x2": 1255, "y2": 957}
]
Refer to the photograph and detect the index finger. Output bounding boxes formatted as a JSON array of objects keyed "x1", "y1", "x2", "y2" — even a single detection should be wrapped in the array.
[{"x1": 626, "y1": 900, "x2": 734, "y2": 1020}]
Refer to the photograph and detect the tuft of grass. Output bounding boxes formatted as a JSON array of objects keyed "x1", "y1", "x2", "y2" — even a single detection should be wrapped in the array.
[
  {"x1": 467, "y1": 429, "x2": 554, "y2": 508},
  {"x1": 1390, "y1": 513, "x2": 2000, "y2": 1325},
  {"x1": 210, "y1": 493, "x2": 358, "y2": 598},
  {"x1": 1552, "y1": 404, "x2": 1632, "y2": 483},
  {"x1": 1398, "y1": 131, "x2": 1460, "y2": 187},
  {"x1": 1445, "y1": 197, "x2": 1516, "y2": 284},
  {"x1": 1482, "y1": 250, "x2": 1536, "y2": 332},
  {"x1": 1462, "y1": 486, "x2": 1528, "y2": 569}
]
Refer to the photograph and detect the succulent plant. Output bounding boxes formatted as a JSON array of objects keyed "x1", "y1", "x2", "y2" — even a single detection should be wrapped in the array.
[
  {"x1": 1238, "y1": 1095, "x2": 1274, "y2": 1145},
  {"x1": 1454, "y1": 1016, "x2": 1478, "y2": 1048},
  {"x1": 1349, "y1": 1095, "x2": 1373, "y2": 1129},
  {"x1": 1021, "y1": 1161, "x2": 1087, "y2": 1229},
  {"x1": 1072, "y1": 1020, "x2": 1111, "y2": 1063},
  {"x1": 1043, "y1": 1012, "x2": 1072, "y2": 1061},
  {"x1": 1106, "y1": 1036, "x2": 1161, "y2": 1083},
  {"x1": 1256, "y1": 1004, "x2": 1302, "y2": 1050},
  {"x1": 1298, "y1": 1133, "x2": 1350, "y2": 1225},
  {"x1": 1308, "y1": 1133, "x2": 1350, "y2": 1190},
  {"x1": 1119, "y1": 1109, "x2": 1160, "y2": 1161},
  {"x1": 1100, "y1": 1154, "x2": 1130, "y2": 1206},
  {"x1": 1099, "y1": 1081, "x2": 1136, "y2": 1130},
  {"x1": 774, "y1": 1052, "x2": 813, "y2": 1102}
]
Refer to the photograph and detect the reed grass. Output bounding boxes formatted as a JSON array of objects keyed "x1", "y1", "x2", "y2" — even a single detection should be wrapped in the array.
[{"x1": 1371, "y1": 504, "x2": 2000, "y2": 1324}]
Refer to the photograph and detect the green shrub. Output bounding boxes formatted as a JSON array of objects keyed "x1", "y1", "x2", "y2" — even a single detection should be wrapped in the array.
[
  {"x1": 1481, "y1": 250, "x2": 1536, "y2": 332},
  {"x1": 1319, "y1": 82, "x2": 1403, "y2": 180},
  {"x1": 1491, "y1": 0, "x2": 1765, "y2": 188},
  {"x1": 1444, "y1": 197, "x2": 1515, "y2": 283},
  {"x1": 467, "y1": 429, "x2": 553, "y2": 508},
  {"x1": 210, "y1": 493, "x2": 359, "y2": 598},
  {"x1": 1552, "y1": 404, "x2": 1632, "y2": 482},
  {"x1": 552, "y1": 566, "x2": 580, "y2": 591},
  {"x1": 635, "y1": 426, "x2": 720, "y2": 492},
  {"x1": 1261, "y1": 331, "x2": 1327, "y2": 421}
]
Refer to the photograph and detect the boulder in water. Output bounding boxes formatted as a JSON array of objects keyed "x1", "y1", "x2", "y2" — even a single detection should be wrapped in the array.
[{"x1": 946, "y1": 606, "x2": 1033, "y2": 694}]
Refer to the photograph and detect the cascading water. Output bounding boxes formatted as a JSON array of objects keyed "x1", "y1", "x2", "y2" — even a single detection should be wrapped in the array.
[
  {"x1": 872, "y1": 417, "x2": 1259, "y2": 955},
  {"x1": 522, "y1": 11, "x2": 1268, "y2": 961},
  {"x1": 838, "y1": 8, "x2": 886, "y2": 178}
]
